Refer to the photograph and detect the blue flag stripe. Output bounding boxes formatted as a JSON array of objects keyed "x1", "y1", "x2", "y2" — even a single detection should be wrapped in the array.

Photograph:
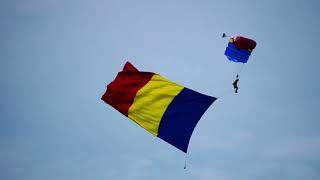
[{"x1": 157, "y1": 88, "x2": 217, "y2": 153}]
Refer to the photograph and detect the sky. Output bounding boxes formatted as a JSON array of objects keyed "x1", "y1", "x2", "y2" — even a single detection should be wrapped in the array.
[{"x1": 1, "y1": 0, "x2": 320, "y2": 179}]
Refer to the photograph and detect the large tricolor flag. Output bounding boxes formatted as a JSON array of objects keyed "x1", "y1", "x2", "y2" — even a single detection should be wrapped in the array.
[{"x1": 101, "y1": 62, "x2": 217, "y2": 153}]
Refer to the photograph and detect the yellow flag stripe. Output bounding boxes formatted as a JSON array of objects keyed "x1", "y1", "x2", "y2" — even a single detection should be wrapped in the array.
[{"x1": 128, "y1": 74, "x2": 184, "y2": 136}]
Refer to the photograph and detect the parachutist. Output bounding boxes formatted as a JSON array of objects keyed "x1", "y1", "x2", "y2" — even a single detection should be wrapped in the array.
[{"x1": 233, "y1": 75, "x2": 239, "y2": 93}]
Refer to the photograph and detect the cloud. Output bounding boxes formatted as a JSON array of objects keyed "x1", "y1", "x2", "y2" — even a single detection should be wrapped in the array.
[
  {"x1": 262, "y1": 136, "x2": 320, "y2": 161},
  {"x1": 189, "y1": 167, "x2": 231, "y2": 180},
  {"x1": 192, "y1": 131, "x2": 256, "y2": 151}
]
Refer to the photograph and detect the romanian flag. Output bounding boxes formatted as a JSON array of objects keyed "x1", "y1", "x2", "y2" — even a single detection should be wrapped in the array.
[{"x1": 101, "y1": 62, "x2": 217, "y2": 153}]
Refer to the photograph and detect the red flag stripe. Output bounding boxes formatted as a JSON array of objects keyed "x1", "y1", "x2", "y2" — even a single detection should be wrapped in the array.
[{"x1": 101, "y1": 62, "x2": 154, "y2": 116}]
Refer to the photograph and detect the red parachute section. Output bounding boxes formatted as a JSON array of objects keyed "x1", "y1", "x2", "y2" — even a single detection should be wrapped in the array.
[{"x1": 234, "y1": 36, "x2": 256, "y2": 50}]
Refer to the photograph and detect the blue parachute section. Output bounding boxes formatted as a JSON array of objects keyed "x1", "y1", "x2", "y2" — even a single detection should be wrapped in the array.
[{"x1": 224, "y1": 42, "x2": 251, "y2": 63}]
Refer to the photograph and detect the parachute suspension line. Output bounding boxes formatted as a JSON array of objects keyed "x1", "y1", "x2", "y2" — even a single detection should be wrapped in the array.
[
  {"x1": 233, "y1": 63, "x2": 245, "y2": 77},
  {"x1": 237, "y1": 63, "x2": 246, "y2": 75},
  {"x1": 217, "y1": 88, "x2": 233, "y2": 99},
  {"x1": 184, "y1": 153, "x2": 188, "y2": 169}
]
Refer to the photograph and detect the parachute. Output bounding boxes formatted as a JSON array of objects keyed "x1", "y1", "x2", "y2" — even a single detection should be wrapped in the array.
[
  {"x1": 223, "y1": 33, "x2": 256, "y2": 63},
  {"x1": 222, "y1": 33, "x2": 257, "y2": 93}
]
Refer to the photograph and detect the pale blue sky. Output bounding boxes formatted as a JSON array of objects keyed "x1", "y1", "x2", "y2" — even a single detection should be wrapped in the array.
[{"x1": 1, "y1": 0, "x2": 320, "y2": 179}]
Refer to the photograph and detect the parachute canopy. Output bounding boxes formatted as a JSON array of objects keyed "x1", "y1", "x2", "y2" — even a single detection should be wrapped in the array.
[
  {"x1": 234, "y1": 36, "x2": 256, "y2": 50},
  {"x1": 224, "y1": 36, "x2": 256, "y2": 63}
]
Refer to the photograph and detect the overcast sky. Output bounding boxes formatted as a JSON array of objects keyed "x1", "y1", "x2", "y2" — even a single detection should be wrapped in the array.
[{"x1": 1, "y1": 0, "x2": 320, "y2": 179}]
